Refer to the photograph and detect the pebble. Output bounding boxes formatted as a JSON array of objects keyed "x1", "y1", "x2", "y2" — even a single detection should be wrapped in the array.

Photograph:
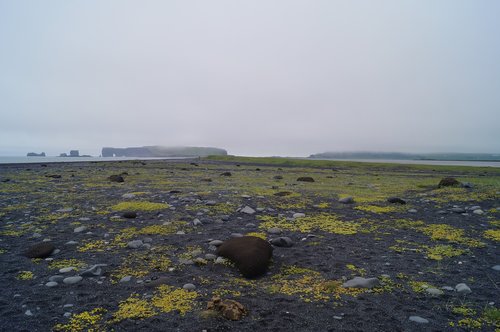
[
  {"x1": 192, "y1": 218, "x2": 202, "y2": 226},
  {"x1": 240, "y1": 206, "x2": 256, "y2": 214},
  {"x1": 120, "y1": 276, "x2": 132, "y2": 283},
  {"x1": 209, "y1": 240, "x2": 223, "y2": 246},
  {"x1": 49, "y1": 275, "x2": 65, "y2": 283},
  {"x1": 333, "y1": 316, "x2": 343, "y2": 320},
  {"x1": 441, "y1": 286, "x2": 454, "y2": 291},
  {"x1": 205, "y1": 200, "x2": 217, "y2": 206},
  {"x1": 143, "y1": 237, "x2": 153, "y2": 243},
  {"x1": 267, "y1": 227, "x2": 282, "y2": 234},
  {"x1": 339, "y1": 196, "x2": 354, "y2": 204},
  {"x1": 59, "y1": 267, "x2": 77, "y2": 273},
  {"x1": 425, "y1": 288, "x2": 443, "y2": 296},
  {"x1": 64, "y1": 241, "x2": 78, "y2": 246},
  {"x1": 245, "y1": 223, "x2": 256, "y2": 228},
  {"x1": 73, "y1": 226, "x2": 87, "y2": 233},
  {"x1": 215, "y1": 257, "x2": 226, "y2": 264},
  {"x1": 205, "y1": 254, "x2": 217, "y2": 260},
  {"x1": 231, "y1": 233, "x2": 244, "y2": 238},
  {"x1": 63, "y1": 312, "x2": 72, "y2": 318},
  {"x1": 80, "y1": 264, "x2": 107, "y2": 277},
  {"x1": 127, "y1": 240, "x2": 143, "y2": 249},
  {"x1": 45, "y1": 281, "x2": 58, "y2": 287},
  {"x1": 408, "y1": 209, "x2": 417, "y2": 213},
  {"x1": 25, "y1": 310, "x2": 33, "y2": 316},
  {"x1": 63, "y1": 276, "x2": 83, "y2": 285},
  {"x1": 455, "y1": 283, "x2": 472, "y2": 294},
  {"x1": 342, "y1": 277, "x2": 380, "y2": 289},
  {"x1": 122, "y1": 193, "x2": 136, "y2": 199},
  {"x1": 409, "y1": 316, "x2": 429, "y2": 324},
  {"x1": 451, "y1": 207, "x2": 466, "y2": 213},
  {"x1": 472, "y1": 209, "x2": 484, "y2": 215},
  {"x1": 183, "y1": 283, "x2": 196, "y2": 290},
  {"x1": 56, "y1": 208, "x2": 73, "y2": 213},
  {"x1": 176, "y1": 231, "x2": 186, "y2": 235},
  {"x1": 270, "y1": 237, "x2": 294, "y2": 247},
  {"x1": 293, "y1": 213, "x2": 305, "y2": 218},
  {"x1": 492, "y1": 265, "x2": 500, "y2": 271}
]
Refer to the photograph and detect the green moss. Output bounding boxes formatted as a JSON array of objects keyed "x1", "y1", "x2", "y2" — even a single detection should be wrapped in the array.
[
  {"x1": 420, "y1": 224, "x2": 485, "y2": 247},
  {"x1": 54, "y1": 308, "x2": 107, "y2": 331},
  {"x1": 484, "y1": 229, "x2": 500, "y2": 241},
  {"x1": 16, "y1": 271, "x2": 34, "y2": 280},
  {"x1": 425, "y1": 245, "x2": 465, "y2": 260},
  {"x1": 152, "y1": 285, "x2": 198, "y2": 315},
  {"x1": 77, "y1": 240, "x2": 107, "y2": 252},
  {"x1": 355, "y1": 205, "x2": 401, "y2": 214},
  {"x1": 245, "y1": 232, "x2": 267, "y2": 240},
  {"x1": 110, "y1": 201, "x2": 169, "y2": 212},
  {"x1": 110, "y1": 294, "x2": 156, "y2": 323},
  {"x1": 48, "y1": 259, "x2": 87, "y2": 270},
  {"x1": 258, "y1": 213, "x2": 358, "y2": 235},
  {"x1": 452, "y1": 306, "x2": 476, "y2": 316}
]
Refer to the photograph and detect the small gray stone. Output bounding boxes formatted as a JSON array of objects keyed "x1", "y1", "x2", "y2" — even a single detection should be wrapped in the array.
[
  {"x1": 293, "y1": 213, "x2": 305, "y2": 218},
  {"x1": 339, "y1": 196, "x2": 354, "y2": 204},
  {"x1": 179, "y1": 258, "x2": 194, "y2": 265},
  {"x1": 342, "y1": 277, "x2": 380, "y2": 289},
  {"x1": 455, "y1": 283, "x2": 471, "y2": 294},
  {"x1": 45, "y1": 281, "x2": 58, "y2": 287},
  {"x1": 267, "y1": 227, "x2": 282, "y2": 234},
  {"x1": 240, "y1": 206, "x2": 256, "y2": 214},
  {"x1": 122, "y1": 193, "x2": 136, "y2": 199},
  {"x1": 270, "y1": 237, "x2": 294, "y2": 247},
  {"x1": 221, "y1": 215, "x2": 230, "y2": 221},
  {"x1": 408, "y1": 209, "x2": 417, "y2": 213},
  {"x1": 63, "y1": 276, "x2": 83, "y2": 285},
  {"x1": 333, "y1": 316, "x2": 343, "y2": 320},
  {"x1": 215, "y1": 257, "x2": 226, "y2": 264},
  {"x1": 469, "y1": 205, "x2": 481, "y2": 211},
  {"x1": 143, "y1": 237, "x2": 153, "y2": 243},
  {"x1": 56, "y1": 208, "x2": 73, "y2": 213},
  {"x1": 127, "y1": 240, "x2": 143, "y2": 249},
  {"x1": 441, "y1": 286, "x2": 454, "y2": 291},
  {"x1": 472, "y1": 209, "x2": 484, "y2": 215},
  {"x1": 25, "y1": 310, "x2": 33, "y2": 316},
  {"x1": 209, "y1": 240, "x2": 223, "y2": 246},
  {"x1": 59, "y1": 267, "x2": 77, "y2": 274},
  {"x1": 176, "y1": 231, "x2": 185, "y2": 235},
  {"x1": 73, "y1": 226, "x2": 87, "y2": 233},
  {"x1": 205, "y1": 254, "x2": 217, "y2": 260},
  {"x1": 492, "y1": 265, "x2": 500, "y2": 271},
  {"x1": 409, "y1": 316, "x2": 429, "y2": 324},
  {"x1": 49, "y1": 275, "x2": 65, "y2": 283},
  {"x1": 183, "y1": 283, "x2": 196, "y2": 290},
  {"x1": 231, "y1": 233, "x2": 244, "y2": 238},
  {"x1": 192, "y1": 218, "x2": 202, "y2": 226},
  {"x1": 80, "y1": 264, "x2": 107, "y2": 277},
  {"x1": 205, "y1": 200, "x2": 217, "y2": 206},
  {"x1": 425, "y1": 288, "x2": 443, "y2": 296},
  {"x1": 119, "y1": 276, "x2": 132, "y2": 283},
  {"x1": 451, "y1": 207, "x2": 466, "y2": 214},
  {"x1": 63, "y1": 312, "x2": 72, "y2": 318},
  {"x1": 245, "y1": 223, "x2": 256, "y2": 228}
]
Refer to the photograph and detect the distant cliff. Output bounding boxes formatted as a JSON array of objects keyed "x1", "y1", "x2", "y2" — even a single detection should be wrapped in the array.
[
  {"x1": 101, "y1": 146, "x2": 228, "y2": 158},
  {"x1": 27, "y1": 152, "x2": 46, "y2": 157},
  {"x1": 309, "y1": 152, "x2": 500, "y2": 161}
]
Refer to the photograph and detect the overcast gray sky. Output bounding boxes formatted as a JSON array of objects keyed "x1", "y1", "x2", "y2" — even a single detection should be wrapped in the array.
[{"x1": 1, "y1": 1, "x2": 499, "y2": 156}]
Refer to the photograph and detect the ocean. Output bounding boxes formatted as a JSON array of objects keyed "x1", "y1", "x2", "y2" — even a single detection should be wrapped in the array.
[{"x1": 0, "y1": 156, "x2": 190, "y2": 164}]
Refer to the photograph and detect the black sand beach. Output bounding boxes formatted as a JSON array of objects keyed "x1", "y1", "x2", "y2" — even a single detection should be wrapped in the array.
[{"x1": 0, "y1": 158, "x2": 499, "y2": 331}]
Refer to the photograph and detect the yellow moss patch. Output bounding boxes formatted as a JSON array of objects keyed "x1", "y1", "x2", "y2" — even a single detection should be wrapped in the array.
[
  {"x1": 16, "y1": 271, "x2": 34, "y2": 280},
  {"x1": 484, "y1": 229, "x2": 500, "y2": 241},
  {"x1": 425, "y1": 245, "x2": 465, "y2": 260},
  {"x1": 111, "y1": 252, "x2": 171, "y2": 282},
  {"x1": 452, "y1": 306, "x2": 476, "y2": 316},
  {"x1": 420, "y1": 224, "x2": 485, "y2": 247},
  {"x1": 346, "y1": 264, "x2": 366, "y2": 276},
  {"x1": 245, "y1": 232, "x2": 267, "y2": 240},
  {"x1": 152, "y1": 285, "x2": 198, "y2": 315},
  {"x1": 54, "y1": 308, "x2": 107, "y2": 332},
  {"x1": 355, "y1": 205, "x2": 400, "y2": 214},
  {"x1": 408, "y1": 281, "x2": 436, "y2": 293},
  {"x1": 49, "y1": 259, "x2": 87, "y2": 270},
  {"x1": 77, "y1": 240, "x2": 107, "y2": 252},
  {"x1": 316, "y1": 202, "x2": 329, "y2": 208},
  {"x1": 110, "y1": 201, "x2": 169, "y2": 212},
  {"x1": 258, "y1": 213, "x2": 358, "y2": 235},
  {"x1": 110, "y1": 295, "x2": 156, "y2": 323}
]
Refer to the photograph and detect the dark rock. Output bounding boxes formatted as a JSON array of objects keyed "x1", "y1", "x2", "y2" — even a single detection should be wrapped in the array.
[
  {"x1": 438, "y1": 177, "x2": 460, "y2": 188},
  {"x1": 216, "y1": 236, "x2": 273, "y2": 278},
  {"x1": 387, "y1": 197, "x2": 406, "y2": 204},
  {"x1": 220, "y1": 172, "x2": 232, "y2": 177},
  {"x1": 45, "y1": 174, "x2": 62, "y2": 179},
  {"x1": 1, "y1": 178, "x2": 10, "y2": 183},
  {"x1": 297, "y1": 177, "x2": 315, "y2": 182},
  {"x1": 122, "y1": 211, "x2": 137, "y2": 219},
  {"x1": 270, "y1": 237, "x2": 294, "y2": 247},
  {"x1": 274, "y1": 191, "x2": 293, "y2": 197},
  {"x1": 255, "y1": 168, "x2": 261, "y2": 171},
  {"x1": 108, "y1": 175, "x2": 124, "y2": 183},
  {"x1": 339, "y1": 196, "x2": 354, "y2": 204},
  {"x1": 190, "y1": 163, "x2": 199, "y2": 166},
  {"x1": 201, "y1": 178, "x2": 212, "y2": 182},
  {"x1": 273, "y1": 175, "x2": 283, "y2": 180},
  {"x1": 169, "y1": 190, "x2": 182, "y2": 194},
  {"x1": 23, "y1": 242, "x2": 55, "y2": 258}
]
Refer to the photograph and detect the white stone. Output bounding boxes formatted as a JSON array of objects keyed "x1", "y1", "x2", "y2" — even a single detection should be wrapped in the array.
[{"x1": 409, "y1": 316, "x2": 429, "y2": 324}]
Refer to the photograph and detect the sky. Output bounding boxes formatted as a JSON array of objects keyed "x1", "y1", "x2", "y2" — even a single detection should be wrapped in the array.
[{"x1": 1, "y1": 1, "x2": 499, "y2": 157}]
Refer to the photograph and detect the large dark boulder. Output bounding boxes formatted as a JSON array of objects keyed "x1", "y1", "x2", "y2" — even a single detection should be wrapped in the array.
[
  {"x1": 438, "y1": 177, "x2": 460, "y2": 188},
  {"x1": 108, "y1": 175, "x2": 124, "y2": 183},
  {"x1": 387, "y1": 197, "x2": 406, "y2": 204},
  {"x1": 297, "y1": 177, "x2": 315, "y2": 182},
  {"x1": 216, "y1": 236, "x2": 273, "y2": 278},
  {"x1": 23, "y1": 242, "x2": 55, "y2": 258}
]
